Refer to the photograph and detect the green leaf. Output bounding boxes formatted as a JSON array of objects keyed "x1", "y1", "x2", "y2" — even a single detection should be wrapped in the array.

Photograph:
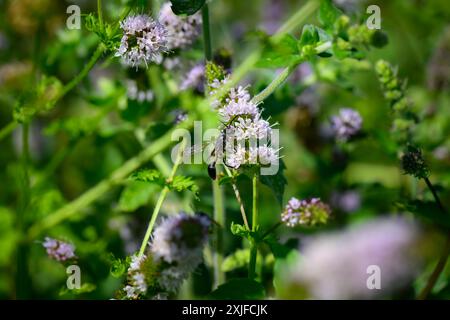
[
  {"x1": 208, "y1": 278, "x2": 265, "y2": 300},
  {"x1": 257, "y1": 34, "x2": 301, "y2": 68},
  {"x1": 119, "y1": 181, "x2": 155, "y2": 212},
  {"x1": 299, "y1": 24, "x2": 320, "y2": 47},
  {"x1": 230, "y1": 222, "x2": 251, "y2": 239},
  {"x1": 110, "y1": 255, "x2": 130, "y2": 278},
  {"x1": 168, "y1": 176, "x2": 199, "y2": 199},
  {"x1": 130, "y1": 169, "x2": 165, "y2": 185},
  {"x1": 222, "y1": 249, "x2": 251, "y2": 272},
  {"x1": 318, "y1": 0, "x2": 341, "y2": 29},
  {"x1": 218, "y1": 175, "x2": 233, "y2": 186},
  {"x1": 169, "y1": 0, "x2": 205, "y2": 15},
  {"x1": 260, "y1": 159, "x2": 287, "y2": 206}
]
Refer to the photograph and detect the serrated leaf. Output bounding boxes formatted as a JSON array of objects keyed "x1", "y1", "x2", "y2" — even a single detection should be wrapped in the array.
[
  {"x1": 169, "y1": 0, "x2": 205, "y2": 15},
  {"x1": 208, "y1": 278, "x2": 265, "y2": 300},
  {"x1": 130, "y1": 169, "x2": 165, "y2": 185},
  {"x1": 169, "y1": 175, "x2": 199, "y2": 199},
  {"x1": 110, "y1": 255, "x2": 130, "y2": 278},
  {"x1": 257, "y1": 34, "x2": 301, "y2": 68},
  {"x1": 230, "y1": 222, "x2": 251, "y2": 239},
  {"x1": 260, "y1": 159, "x2": 287, "y2": 206}
]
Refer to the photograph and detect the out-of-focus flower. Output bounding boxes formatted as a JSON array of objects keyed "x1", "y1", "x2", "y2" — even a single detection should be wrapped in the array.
[
  {"x1": 172, "y1": 109, "x2": 188, "y2": 124},
  {"x1": 42, "y1": 237, "x2": 76, "y2": 262},
  {"x1": 151, "y1": 213, "x2": 211, "y2": 293},
  {"x1": 151, "y1": 213, "x2": 210, "y2": 264},
  {"x1": 180, "y1": 64, "x2": 205, "y2": 92},
  {"x1": 282, "y1": 217, "x2": 422, "y2": 299},
  {"x1": 116, "y1": 15, "x2": 168, "y2": 67},
  {"x1": 158, "y1": 3, "x2": 202, "y2": 50},
  {"x1": 331, "y1": 108, "x2": 363, "y2": 141},
  {"x1": 333, "y1": 0, "x2": 363, "y2": 12},
  {"x1": 330, "y1": 190, "x2": 361, "y2": 213},
  {"x1": 261, "y1": 0, "x2": 286, "y2": 34},
  {"x1": 126, "y1": 79, "x2": 154, "y2": 103},
  {"x1": 281, "y1": 197, "x2": 331, "y2": 227},
  {"x1": 0, "y1": 61, "x2": 33, "y2": 89}
]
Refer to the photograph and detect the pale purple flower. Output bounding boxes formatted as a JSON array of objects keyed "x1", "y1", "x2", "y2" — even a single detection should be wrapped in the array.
[
  {"x1": 281, "y1": 197, "x2": 331, "y2": 227},
  {"x1": 158, "y1": 3, "x2": 202, "y2": 50},
  {"x1": 285, "y1": 217, "x2": 421, "y2": 299},
  {"x1": 42, "y1": 237, "x2": 76, "y2": 262},
  {"x1": 116, "y1": 14, "x2": 168, "y2": 67},
  {"x1": 151, "y1": 213, "x2": 210, "y2": 265},
  {"x1": 180, "y1": 64, "x2": 205, "y2": 92},
  {"x1": 331, "y1": 108, "x2": 363, "y2": 140},
  {"x1": 331, "y1": 190, "x2": 361, "y2": 213}
]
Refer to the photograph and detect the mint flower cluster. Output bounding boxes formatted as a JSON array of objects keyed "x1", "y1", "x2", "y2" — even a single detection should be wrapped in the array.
[
  {"x1": 210, "y1": 77, "x2": 279, "y2": 169},
  {"x1": 123, "y1": 213, "x2": 210, "y2": 299},
  {"x1": 281, "y1": 197, "x2": 331, "y2": 227},
  {"x1": 42, "y1": 237, "x2": 76, "y2": 262},
  {"x1": 116, "y1": 14, "x2": 168, "y2": 67}
]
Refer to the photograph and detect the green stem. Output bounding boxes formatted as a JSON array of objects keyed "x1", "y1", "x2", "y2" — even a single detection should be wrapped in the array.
[
  {"x1": 418, "y1": 177, "x2": 449, "y2": 299},
  {"x1": 16, "y1": 122, "x2": 31, "y2": 299},
  {"x1": 0, "y1": 121, "x2": 18, "y2": 142},
  {"x1": 273, "y1": 0, "x2": 319, "y2": 41},
  {"x1": 138, "y1": 140, "x2": 186, "y2": 256},
  {"x1": 202, "y1": 4, "x2": 213, "y2": 61},
  {"x1": 248, "y1": 174, "x2": 259, "y2": 280},
  {"x1": 26, "y1": 119, "x2": 193, "y2": 241},
  {"x1": 252, "y1": 41, "x2": 331, "y2": 104},
  {"x1": 212, "y1": 169, "x2": 225, "y2": 288},
  {"x1": 252, "y1": 62, "x2": 299, "y2": 104},
  {"x1": 59, "y1": 44, "x2": 105, "y2": 99},
  {"x1": 224, "y1": 166, "x2": 249, "y2": 229},
  {"x1": 97, "y1": 0, "x2": 104, "y2": 32}
]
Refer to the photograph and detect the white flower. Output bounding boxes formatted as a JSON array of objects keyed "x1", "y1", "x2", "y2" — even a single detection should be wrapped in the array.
[
  {"x1": 158, "y1": 3, "x2": 202, "y2": 50},
  {"x1": 42, "y1": 237, "x2": 76, "y2": 262},
  {"x1": 232, "y1": 116, "x2": 272, "y2": 140},
  {"x1": 116, "y1": 15, "x2": 168, "y2": 68}
]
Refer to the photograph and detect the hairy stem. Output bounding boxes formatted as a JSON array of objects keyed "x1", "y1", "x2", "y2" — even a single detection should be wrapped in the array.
[
  {"x1": 248, "y1": 174, "x2": 259, "y2": 279},
  {"x1": 418, "y1": 177, "x2": 449, "y2": 299},
  {"x1": 138, "y1": 140, "x2": 186, "y2": 256},
  {"x1": 224, "y1": 166, "x2": 249, "y2": 229}
]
